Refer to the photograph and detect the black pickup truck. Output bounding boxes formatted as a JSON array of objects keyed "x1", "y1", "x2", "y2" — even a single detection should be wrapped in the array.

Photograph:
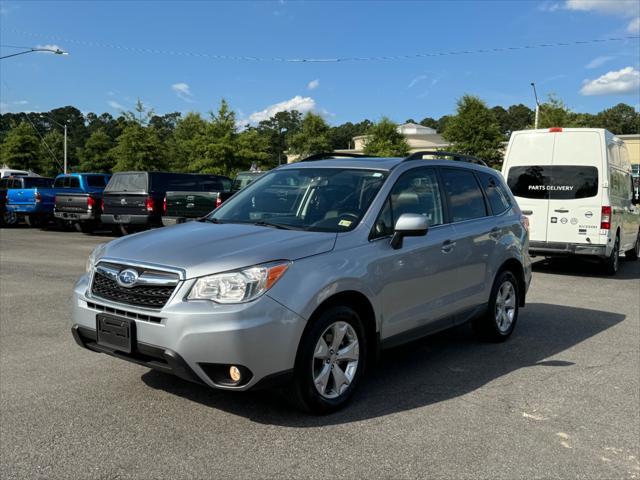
[
  {"x1": 102, "y1": 171, "x2": 233, "y2": 235},
  {"x1": 162, "y1": 175, "x2": 232, "y2": 226}
]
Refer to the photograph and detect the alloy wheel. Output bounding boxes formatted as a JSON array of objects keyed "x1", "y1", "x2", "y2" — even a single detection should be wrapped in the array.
[
  {"x1": 495, "y1": 281, "x2": 516, "y2": 333},
  {"x1": 312, "y1": 321, "x2": 359, "y2": 399}
]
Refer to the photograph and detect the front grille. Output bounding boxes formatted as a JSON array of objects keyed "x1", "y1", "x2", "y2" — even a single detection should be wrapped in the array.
[{"x1": 91, "y1": 269, "x2": 177, "y2": 309}]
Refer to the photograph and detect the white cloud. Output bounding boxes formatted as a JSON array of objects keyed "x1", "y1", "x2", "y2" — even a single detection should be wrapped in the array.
[
  {"x1": 580, "y1": 66, "x2": 640, "y2": 95},
  {"x1": 107, "y1": 100, "x2": 126, "y2": 110},
  {"x1": 407, "y1": 75, "x2": 427, "y2": 89},
  {"x1": 585, "y1": 55, "x2": 615, "y2": 69},
  {"x1": 171, "y1": 82, "x2": 194, "y2": 102},
  {"x1": 307, "y1": 79, "x2": 320, "y2": 90},
  {"x1": 563, "y1": 1, "x2": 640, "y2": 34},
  {"x1": 248, "y1": 95, "x2": 316, "y2": 123},
  {"x1": 538, "y1": 1, "x2": 562, "y2": 12}
]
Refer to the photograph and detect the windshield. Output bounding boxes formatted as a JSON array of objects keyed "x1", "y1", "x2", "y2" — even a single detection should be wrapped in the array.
[
  {"x1": 208, "y1": 168, "x2": 387, "y2": 232},
  {"x1": 104, "y1": 173, "x2": 148, "y2": 193}
]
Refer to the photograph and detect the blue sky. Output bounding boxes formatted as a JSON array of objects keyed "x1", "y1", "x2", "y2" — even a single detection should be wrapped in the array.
[{"x1": 1, "y1": 0, "x2": 639, "y2": 125}]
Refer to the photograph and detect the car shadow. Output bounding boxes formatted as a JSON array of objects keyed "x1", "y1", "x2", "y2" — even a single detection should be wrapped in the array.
[
  {"x1": 532, "y1": 256, "x2": 640, "y2": 280},
  {"x1": 141, "y1": 302, "x2": 625, "y2": 426}
]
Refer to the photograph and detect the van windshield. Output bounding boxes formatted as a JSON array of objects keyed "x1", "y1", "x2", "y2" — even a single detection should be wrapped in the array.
[
  {"x1": 208, "y1": 168, "x2": 387, "y2": 232},
  {"x1": 507, "y1": 165, "x2": 598, "y2": 199},
  {"x1": 105, "y1": 173, "x2": 148, "y2": 193}
]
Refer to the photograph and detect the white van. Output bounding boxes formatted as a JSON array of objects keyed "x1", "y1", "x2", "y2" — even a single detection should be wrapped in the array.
[
  {"x1": 502, "y1": 128, "x2": 640, "y2": 275},
  {"x1": 0, "y1": 168, "x2": 38, "y2": 179}
]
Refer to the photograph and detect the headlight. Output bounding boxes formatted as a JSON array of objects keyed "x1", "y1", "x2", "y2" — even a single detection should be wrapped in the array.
[
  {"x1": 187, "y1": 261, "x2": 290, "y2": 304},
  {"x1": 86, "y1": 243, "x2": 106, "y2": 273}
]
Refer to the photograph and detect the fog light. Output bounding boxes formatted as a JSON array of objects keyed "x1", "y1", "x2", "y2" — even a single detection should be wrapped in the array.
[{"x1": 229, "y1": 366, "x2": 241, "y2": 383}]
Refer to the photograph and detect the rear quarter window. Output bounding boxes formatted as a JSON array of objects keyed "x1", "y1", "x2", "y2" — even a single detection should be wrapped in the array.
[
  {"x1": 506, "y1": 165, "x2": 598, "y2": 200},
  {"x1": 440, "y1": 168, "x2": 488, "y2": 222},
  {"x1": 478, "y1": 172, "x2": 512, "y2": 215}
]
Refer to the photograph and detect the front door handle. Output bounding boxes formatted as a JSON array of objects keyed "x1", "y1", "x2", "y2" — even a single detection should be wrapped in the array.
[{"x1": 441, "y1": 240, "x2": 456, "y2": 254}]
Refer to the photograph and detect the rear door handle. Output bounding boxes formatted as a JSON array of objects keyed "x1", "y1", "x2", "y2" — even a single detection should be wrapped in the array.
[
  {"x1": 554, "y1": 209, "x2": 569, "y2": 213},
  {"x1": 521, "y1": 210, "x2": 533, "y2": 215},
  {"x1": 441, "y1": 240, "x2": 456, "y2": 253}
]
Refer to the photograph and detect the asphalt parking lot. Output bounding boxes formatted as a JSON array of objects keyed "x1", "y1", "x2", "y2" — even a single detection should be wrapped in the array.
[{"x1": 1, "y1": 226, "x2": 639, "y2": 479}]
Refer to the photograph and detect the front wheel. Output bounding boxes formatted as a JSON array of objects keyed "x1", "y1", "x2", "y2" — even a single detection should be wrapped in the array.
[
  {"x1": 473, "y1": 271, "x2": 520, "y2": 342},
  {"x1": 289, "y1": 306, "x2": 367, "y2": 414}
]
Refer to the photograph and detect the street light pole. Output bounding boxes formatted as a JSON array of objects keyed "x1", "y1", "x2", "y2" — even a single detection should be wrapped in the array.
[
  {"x1": 0, "y1": 47, "x2": 69, "y2": 60},
  {"x1": 530, "y1": 82, "x2": 540, "y2": 129},
  {"x1": 63, "y1": 124, "x2": 68, "y2": 174}
]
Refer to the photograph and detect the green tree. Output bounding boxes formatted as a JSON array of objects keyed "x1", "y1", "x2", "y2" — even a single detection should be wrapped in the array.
[
  {"x1": 257, "y1": 110, "x2": 304, "y2": 165},
  {"x1": 506, "y1": 104, "x2": 534, "y2": 132},
  {"x1": 443, "y1": 95, "x2": 504, "y2": 167},
  {"x1": 595, "y1": 103, "x2": 639, "y2": 134},
  {"x1": 328, "y1": 120, "x2": 373, "y2": 150},
  {"x1": 288, "y1": 112, "x2": 332, "y2": 158},
  {"x1": 419, "y1": 117, "x2": 439, "y2": 131},
  {"x1": 111, "y1": 122, "x2": 167, "y2": 171},
  {"x1": 38, "y1": 130, "x2": 64, "y2": 176},
  {"x1": 0, "y1": 121, "x2": 43, "y2": 171},
  {"x1": 170, "y1": 112, "x2": 209, "y2": 172},
  {"x1": 363, "y1": 117, "x2": 410, "y2": 157},
  {"x1": 77, "y1": 129, "x2": 115, "y2": 172},
  {"x1": 539, "y1": 94, "x2": 572, "y2": 128}
]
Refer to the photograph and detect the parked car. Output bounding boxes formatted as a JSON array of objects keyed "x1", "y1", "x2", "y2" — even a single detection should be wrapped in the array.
[
  {"x1": 72, "y1": 155, "x2": 531, "y2": 413},
  {"x1": 102, "y1": 172, "x2": 234, "y2": 235},
  {"x1": 54, "y1": 174, "x2": 111, "y2": 233},
  {"x1": 162, "y1": 175, "x2": 232, "y2": 226},
  {"x1": 5, "y1": 176, "x2": 55, "y2": 226},
  {"x1": 503, "y1": 128, "x2": 640, "y2": 274},
  {"x1": 232, "y1": 171, "x2": 264, "y2": 192}
]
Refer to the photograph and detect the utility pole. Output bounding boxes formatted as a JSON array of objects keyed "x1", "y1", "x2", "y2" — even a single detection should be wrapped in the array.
[
  {"x1": 530, "y1": 82, "x2": 540, "y2": 129},
  {"x1": 63, "y1": 124, "x2": 68, "y2": 174}
]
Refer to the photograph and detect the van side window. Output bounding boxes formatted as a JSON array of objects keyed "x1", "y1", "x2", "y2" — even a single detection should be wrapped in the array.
[
  {"x1": 440, "y1": 168, "x2": 487, "y2": 222},
  {"x1": 478, "y1": 172, "x2": 512, "y2": 215},
  {"x1": 372, "y1": 167, "x2": 444, "y2": 238}
]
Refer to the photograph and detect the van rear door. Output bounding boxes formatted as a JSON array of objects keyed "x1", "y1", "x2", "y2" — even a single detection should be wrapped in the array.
[
  {"x1": 504, "y1": 132, "x2": 554, "y2": 242},
  {"x1": 546, "y1": 131, "x2": 602, "y2": 245}
]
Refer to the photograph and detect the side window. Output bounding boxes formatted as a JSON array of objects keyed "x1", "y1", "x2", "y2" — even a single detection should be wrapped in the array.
[
  {"x1": 478, "y1": 172, "x2": 512, "y2": 215},
  {"x1": 372, "y1": 167, "x2": 444, "y2": 238},
  {"x1": 54, "y1": 177, "x2": 65, "y2": 188},
  {"x1": 69, "y1": 177, "x2": 80, "y2": 188},
  {"x1": 440, "y1": 168, "x2": 488, "y2": 222}
]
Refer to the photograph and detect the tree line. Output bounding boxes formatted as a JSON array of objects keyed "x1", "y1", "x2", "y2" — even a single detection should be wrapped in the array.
[{"x1": 0, "y1": 95, "x2": 637, "y2": 175}]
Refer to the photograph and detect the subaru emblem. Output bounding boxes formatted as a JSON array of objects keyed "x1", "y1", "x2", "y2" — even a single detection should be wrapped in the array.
[{"x1": 116, "y1": 268, "x2": 139, "y2": 288}]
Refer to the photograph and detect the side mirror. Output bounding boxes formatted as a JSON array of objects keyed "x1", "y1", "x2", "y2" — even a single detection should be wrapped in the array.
[{"x1": 390, "y1": 213, "x2": 428, "y2": 249}]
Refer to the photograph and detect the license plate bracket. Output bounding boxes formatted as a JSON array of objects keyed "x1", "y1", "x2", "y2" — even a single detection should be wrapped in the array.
[
  {"x1": 96, "y1": 314, "x2": 134, "y2": 353},
  {"x1": 114, "y1": 215, "x2": 130, "y2": 223}
]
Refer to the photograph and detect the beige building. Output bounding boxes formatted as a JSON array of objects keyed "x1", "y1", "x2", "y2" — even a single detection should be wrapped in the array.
[
  {"x1": 618, "y1": 134, "x2": 640, "y2": 176},
  {"x1": 350, "y1": 122, "x2": 449, "y2": 153}
]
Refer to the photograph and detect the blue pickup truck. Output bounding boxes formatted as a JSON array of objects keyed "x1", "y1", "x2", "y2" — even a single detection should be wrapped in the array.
[{"x1": 6, "y1": 173, "x2": 111, "y2": 228}]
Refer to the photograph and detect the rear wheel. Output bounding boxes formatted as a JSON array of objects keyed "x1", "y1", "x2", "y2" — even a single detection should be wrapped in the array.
[
  {"x1": 603, "y1": 235, "x2": 620, "y2": 275},
  {"x1": 473, "y1": 271, "x2": 519, "y2": 342},
  {"x1": 24, "y1": 215, "x2": 41, "y2": 228},
  {"x1": 75, "y1": 222, "x2": 95, "y2": 234},
  {"x1": 624, "y1": 230, "x2": 639, "y2": 261},
  {"x1": 289, "y1": 305, "x2": 367, "y2": 414},
  {"x1": 2, "y1": 210, "x2": 18, "y2": 227}
]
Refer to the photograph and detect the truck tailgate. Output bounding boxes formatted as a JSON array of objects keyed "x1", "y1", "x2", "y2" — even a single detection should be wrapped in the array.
[
  {"x1": 103, "y1": 193, "x2": 148, "y2": 215},
  {"x1": 55, "y1": 193, "x2": 92, "y2": 213}
]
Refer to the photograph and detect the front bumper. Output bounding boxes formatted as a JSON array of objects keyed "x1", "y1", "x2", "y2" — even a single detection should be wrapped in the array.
[
  {"x1": 530, "y1": 241, "x2": 608, "y2": 257},
  {"x1": 71, "y1": 274, "x2": 305, "y2": 390}
]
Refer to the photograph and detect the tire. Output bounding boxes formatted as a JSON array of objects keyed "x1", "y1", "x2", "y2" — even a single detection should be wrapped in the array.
[
  {"x1": 289, "y1": 305, "x2": 367, "y2": 414},
  {"x1": 603, "y1": 235, "x2": 620, "y2": 275},
  {"x1": 624, "y1": 230, "x2": 639, "y2": 261},
  {"x1": 473, "y1": 271, "x2": 520, "y2": 343},
  {"x1": 24, "y1": 215, "x2": 41, "y2": 228},
  {"x1": 2, "y1": 210, "x2": 18, "y2": 227},
  {"x1": 75, "y1": 222, "x2": 95, "y2": 234}
]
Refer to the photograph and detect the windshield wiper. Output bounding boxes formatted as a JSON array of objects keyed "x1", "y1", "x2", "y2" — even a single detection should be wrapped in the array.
[{"x1": 252, "y1": 220, "x2": 293, "y2": 230}]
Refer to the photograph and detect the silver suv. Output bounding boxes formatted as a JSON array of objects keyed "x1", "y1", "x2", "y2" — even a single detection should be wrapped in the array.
[{"x1": 72, "y1": 155, "x2": 532, "y2": 413}]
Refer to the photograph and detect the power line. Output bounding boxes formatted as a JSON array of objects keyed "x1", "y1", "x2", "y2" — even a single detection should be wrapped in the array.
[
  {"x1": 21, "y1": 113, "x2": 63, "y2": 171},
  {"x1": 1, "y1": 30, "x2": 638, "y2": 63}
]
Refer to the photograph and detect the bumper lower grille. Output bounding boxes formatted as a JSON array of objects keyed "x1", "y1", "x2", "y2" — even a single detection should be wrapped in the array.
[{"x1": 91, "y1": 268, "x2": 177, "y2": 309}]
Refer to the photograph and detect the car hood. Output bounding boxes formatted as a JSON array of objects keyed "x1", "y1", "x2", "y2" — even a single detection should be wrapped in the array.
[{"x1": 99, "y1": 221, "x2": 337, "y2": 279}]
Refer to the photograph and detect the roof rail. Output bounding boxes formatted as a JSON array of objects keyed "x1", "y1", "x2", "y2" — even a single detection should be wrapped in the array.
[
  {"x1": 299, "y1": 152, "x2": 378, "y2": 162},
  {"x1": 404, "y1": 150, "x2": 488, "y2": 167}
]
